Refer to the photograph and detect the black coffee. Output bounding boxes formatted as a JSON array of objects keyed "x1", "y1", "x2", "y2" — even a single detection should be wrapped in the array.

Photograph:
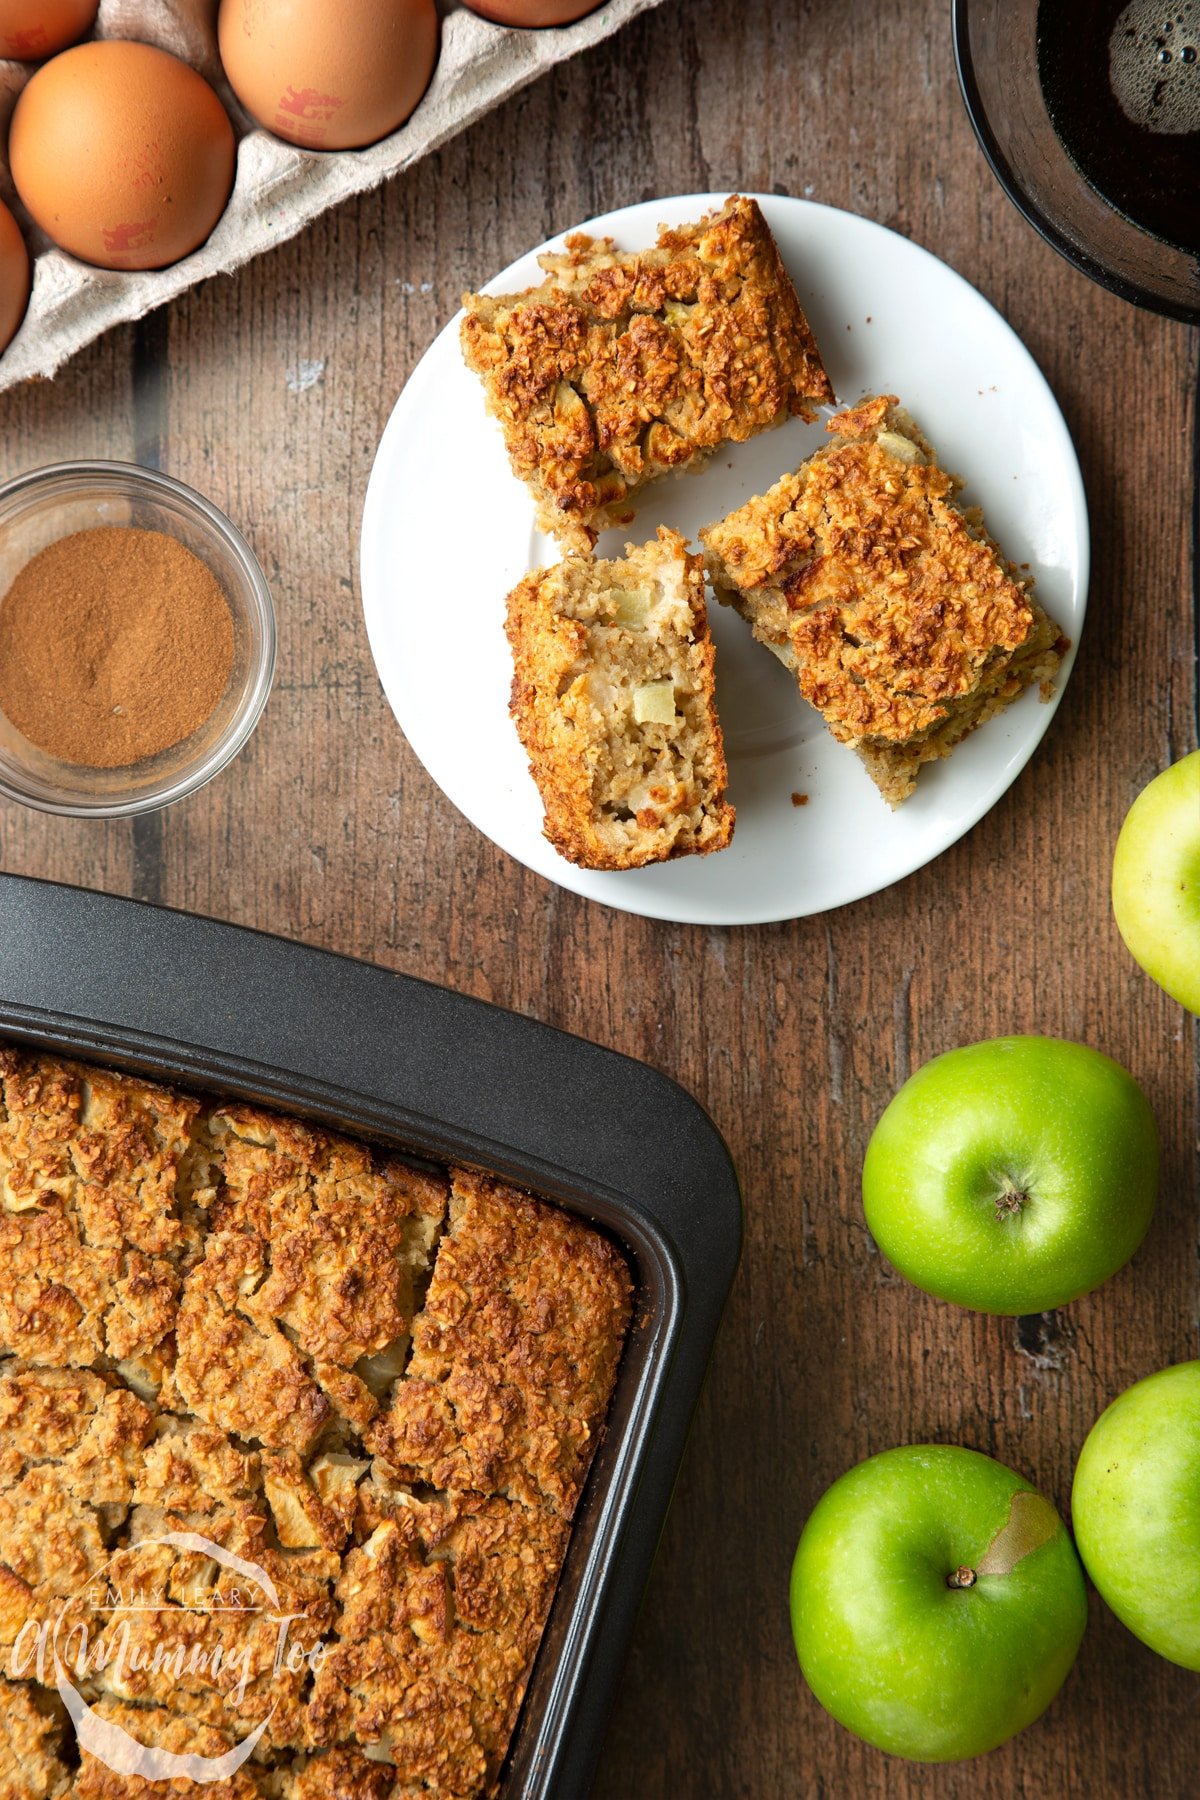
[{"x1": 1037, "y1": 0, "x2": 1200, "y2": 254}]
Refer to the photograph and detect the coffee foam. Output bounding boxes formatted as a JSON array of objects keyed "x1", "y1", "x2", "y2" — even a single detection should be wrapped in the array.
[{"x1": 1110, "y1": 0, "x2": 1200, "y2": 133}]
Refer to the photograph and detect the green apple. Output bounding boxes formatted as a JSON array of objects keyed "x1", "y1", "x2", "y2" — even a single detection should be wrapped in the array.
[
  {"x1": 790, "y1": 1444, "x2": 1087, "y2": 1761},
  {"x1": 1112, "y1": 749, "x2": 1200, "y2": 1016},
  {"x1": 1072, "y1": 1361, "x2": 1200, "y2": 1669},
  {"x1": 862, "y1": 1036, "x2": 1158, "y2": 1315}
]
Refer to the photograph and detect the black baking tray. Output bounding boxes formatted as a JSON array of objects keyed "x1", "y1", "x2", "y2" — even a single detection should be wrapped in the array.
[{"x1": 0, "y1": 873, "x2": 741, "y2": 1799}]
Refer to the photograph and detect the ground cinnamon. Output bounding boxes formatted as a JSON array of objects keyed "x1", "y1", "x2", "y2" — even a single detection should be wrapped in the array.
[{"x1": 0, "y1": 526, "x2": 234, "y2": 770}]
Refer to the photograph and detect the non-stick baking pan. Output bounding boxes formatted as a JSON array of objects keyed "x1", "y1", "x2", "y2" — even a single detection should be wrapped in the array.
[{"x1": 0, "y1": 872, "x2": 742, "y2": 1799}]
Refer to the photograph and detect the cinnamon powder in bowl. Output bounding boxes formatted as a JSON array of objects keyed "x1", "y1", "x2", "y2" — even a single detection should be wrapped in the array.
[
  {"x1": 0, "y1": 527, "x2": 234, "y2": 769},
  {"x1": 0, "y1": 461, "x2": 274, "y2": 817}
]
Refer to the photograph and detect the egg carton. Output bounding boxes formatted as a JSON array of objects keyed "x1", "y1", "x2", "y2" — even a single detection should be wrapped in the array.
[{"x1": 0, "y1": 0, "x2": 668, "y2": 395}]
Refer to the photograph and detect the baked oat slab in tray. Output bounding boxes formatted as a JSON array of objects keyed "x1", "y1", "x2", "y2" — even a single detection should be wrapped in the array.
[
  {"x1": 0, "y1": 1047, "x2": 632, "y2": 1800},
  {"x1": 701, "y1": 394, "x2": 1068, "y2": 805},
  {"x1": 461, "y1": 195, "x2": 833, "y2": 551}
]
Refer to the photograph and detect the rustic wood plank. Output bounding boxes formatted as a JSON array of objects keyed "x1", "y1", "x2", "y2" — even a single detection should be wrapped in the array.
[
  {"x1": 0, "y1": 323, "x2": 138, "y2": 896},
  {"x1": 0, "y1": 0, "x2": 1196, "y2": 1794}
]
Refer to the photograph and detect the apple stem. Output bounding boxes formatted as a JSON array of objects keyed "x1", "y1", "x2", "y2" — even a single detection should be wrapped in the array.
[
  {"x1": 947, "y1": 1566, "x2": 977, "y2": 1589},
  {"x1": 994, "y1": 1180, "x2": 1028, "y2": 1224}
]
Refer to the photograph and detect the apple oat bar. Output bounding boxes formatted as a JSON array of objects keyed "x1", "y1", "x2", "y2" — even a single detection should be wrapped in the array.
[
  {"x1": 461, "y1": 194, "x2": 833, "y2": 550},
  {"x1": 367, "y1": 1165, "x2": 632, "y2": 1514},
  {"x1": 505, "y1": 527, "x2": 735, "y2": 870},
  {"x1": 701, "y1": 395, "x2": 1068, "y2": 805},
  {"x1": 0, "y1": 1046, "x2": 632, "y2": 1799},
  {"x1": 0, "y1": 1679, "x2": 69, "y2": 1799}
]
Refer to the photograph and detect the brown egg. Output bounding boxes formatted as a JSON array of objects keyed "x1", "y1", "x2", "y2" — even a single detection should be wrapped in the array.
[
  {"x1": 0, "y1": 198, "x2": 29, "y2": 356},
  {"x1": 462, "y1": 0, "x2": 605, "y2": 23},
  {"x1": 9, "y1": 41, "x2": 236, "y2": 271},
  {"x1": 0, "y1": 0, "x2": 97, "y2": 61},
  {"x1": 218, "y1": 0, "x2": 438, "y2": 151}
]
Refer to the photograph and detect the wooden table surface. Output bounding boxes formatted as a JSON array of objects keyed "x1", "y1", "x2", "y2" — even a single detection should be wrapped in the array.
[{"x1": 1, "y1": 1, "x2": 1197, "y2": 1794}]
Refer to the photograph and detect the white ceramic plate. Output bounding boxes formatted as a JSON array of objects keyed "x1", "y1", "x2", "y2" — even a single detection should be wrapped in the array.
[{"x1": 361, "y1": 194, "x2": 1087, "y2": 925}]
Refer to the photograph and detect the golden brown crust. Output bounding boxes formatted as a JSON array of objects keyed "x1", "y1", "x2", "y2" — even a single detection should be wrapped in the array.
[
  {"x1": 0, "y1": 1048, "x2": 631, "y2": 1798},
  {"x1": 462, "y1": 195, "x2": 833, "y2": 549},
  {"x1": 309, "y1": 1488, "x2": 568, "y2": 1792},
  {"x1": 72, "y1": 1699, "x2": 268, "y2": 1798},
  {"x1": 173, "y1": 1230, "x2": 335, "y2": 1454},
  {"x1": 0, "y1": 1462, "x2": 109, "y2": 1631},
  {"x1": 0, "y1": 1049, "x2": 207, "y2": 1379},
  {"x1": 206, "y1": 1105, "x2": 447, "y2": 1370},
  {"x1": 369, "y1": 1166, "x2": 632, "y2": 1517},
  {"x1": 90, "y1": 1518, "x2": 338, "y2": 1753},
  {"x1": 131, "y1": 1416, "x2": 260, "y2": 1518},
  {"x1": 702, "y1": 394, "x2": 1067, "y2": 803},
  {"x1": 0, "y1": 1048, "x2": 207, "y2": 1258},
  {"x1": 0, "y1": 1680, "x2": 69, "y2": 1800},
  {"x1": 0, "y1": 1366, "x2": 153, "y2": 1502},
  {"x1": 278, "y1": 1752, "x2": 397, "y2": 1800},
  {"x1": 505, "y1": 527, "x2": 735, "y2": 870}
]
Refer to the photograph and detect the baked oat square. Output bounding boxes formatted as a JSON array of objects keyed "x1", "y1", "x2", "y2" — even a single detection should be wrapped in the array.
[
  {"x1": 504, "y1": 527, "x2": 735, "y2": 871},
  {"x1": 461, "y1": 195, "x2": 833, "y2": 550},
  {"x1": 368, "y1": 1165, "x2": 634, "y2": 1517},
  {"x1": 0, "y1": 1679, "x2": 69, "y2": 1799},
  {"x1": 701, "y1": 394, "x2": 1068, "y2": 805}
]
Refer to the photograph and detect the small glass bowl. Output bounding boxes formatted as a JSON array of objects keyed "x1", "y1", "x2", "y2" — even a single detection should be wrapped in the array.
[
  {"x1": 954, "y1": 0, "x2": 1200, "y2": 325},
  {"x1": 0, "y1": 461, "x2": 276, "y2": 817}
]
